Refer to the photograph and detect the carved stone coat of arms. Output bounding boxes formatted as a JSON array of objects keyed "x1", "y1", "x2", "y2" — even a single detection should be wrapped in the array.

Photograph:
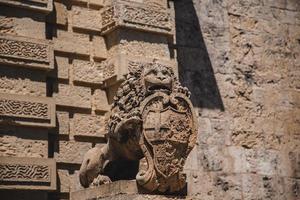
[{"x1": 79, "y1": 61, "x2": 197, "y2": 194}]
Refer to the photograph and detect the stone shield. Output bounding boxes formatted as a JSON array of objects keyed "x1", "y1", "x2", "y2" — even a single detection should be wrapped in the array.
[{"x1": 137, "y1": 92, "x2": 197, "y2": 193}]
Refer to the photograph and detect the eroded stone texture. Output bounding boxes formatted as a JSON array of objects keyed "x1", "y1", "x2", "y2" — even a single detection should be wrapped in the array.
[
  {"x1": 0, "y1": 126, "x2": 48, "y2": 158},
  {"x1": 71, "y1": 114, "x2": 106, "y2": 138},
  {"x1": 54, "y1": 140, "x2": 92, "y2": 164},
  {"x1": 53, "y1": 84, "x2": 91, "y2": 109}
]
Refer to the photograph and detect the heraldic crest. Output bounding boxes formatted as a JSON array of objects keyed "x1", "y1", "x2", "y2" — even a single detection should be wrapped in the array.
[{"x1": 79, "y1": 61, "x2": 197, "y2": 193}]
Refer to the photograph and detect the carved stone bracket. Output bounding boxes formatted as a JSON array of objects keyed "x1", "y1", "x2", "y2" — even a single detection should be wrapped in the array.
[
  {"x1": 101, "y1": 0, "x2": 173, "y2": 35},
  {"x1": 0, "y1": 0, "x2": 53, "y2": 13},
  {"x1": 0, "y1": 157, "x2": 56, "y2": 190},
  {"x1": 0, "y1": 34, "x2": 54, "y2": 70},
  {"x1": 0, "y1": 93, "x2": 56, "y2": 128}
]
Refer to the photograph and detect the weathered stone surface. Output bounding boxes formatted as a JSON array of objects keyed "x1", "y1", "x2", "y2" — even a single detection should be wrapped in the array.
[
  {"x1": 0, "y1": 156, "x2": 56, "y2": 190},
  {"x1": 93, "y1": 89, "x2": 110, "y2": 112},
  {"x1": 54, "y1": 140, "x2": 92, "y2": 164},
  {"x1": 56, "y1": 111, "x2": 70, "y2": 135},
  {"x1": 71, "y1": 180, "x2": 190, "y2": 200},
  {"x1": 47, "y1": 1, "x2": 68, "y2": 25},
  {"x1": 71, "y1": 114, "x2": 106, "y2": 138},
  {"x1": 54, "y1": 55, "x2": 69, "y2": 79},
  {"x1": 101, "y1": 1, "x2": 172, "y2": 35},
  {"x1": 0, "y1": 66, "x2": 46, "y2": 97},
  {"x1": 72, "y1": 6, "x2": 102, "y2": 32},
  {"x1": 53, "y1": 30, "x2": 90, "y2": 55},
  {"x1": 79, "y1": 61, "x2": 197, "y2": 193},
  {"x1": 0, "y1": 7, "x2": 46, "y2": 39},
  {"x1": 91, "y1": 36, "x2": 107, "y2": 59},
  {"x1": 0, "y1": 126, "x2": 48, "y2": 158},
  {"x1": 0, "y1": 0, "x2": 53, "y2": 13},
  {"x1": 53, "y1": 84, "x2": 91, "y2": 109},
  {"x1": 0, "y1": 34, "x2": 54, "y2": 70},
  {"x1": 73, "y1": 60, "x2": 114, "y2": 85},
  {"x1": 0, "y1": 93, "x2": 56, "y2": 128},
  {"x1": 58, "y1": 169, "x2": 70, "y2": 193}
]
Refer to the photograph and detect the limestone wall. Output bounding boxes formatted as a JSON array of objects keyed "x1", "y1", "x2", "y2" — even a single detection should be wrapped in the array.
[
  {"x1": 0, "y1": 0, "x2": 299, "y2": 200},
  {"x1": 178, "y1": 0, "x2": 300, "y2": 199}
]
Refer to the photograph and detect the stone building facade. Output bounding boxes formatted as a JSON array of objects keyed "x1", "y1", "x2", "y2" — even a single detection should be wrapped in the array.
[{"x1": 0, "y1": 0, "x2": 299, "y2": 199}]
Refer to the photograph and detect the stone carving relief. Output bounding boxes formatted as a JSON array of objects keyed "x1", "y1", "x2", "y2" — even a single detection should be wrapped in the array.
[
  {"x1": 0, "y1": 93, "x2": 55, "y2": 127},
  {"x1": 79, "y1": 61, "x2": 197, "y2": 193},
  {"x1": 101, "y1": 1, "x2": 172, "y2": 35},
  {"x1": 0, "y1": 34, "x2": 54, "y2": 70},
  {"x1": 0, "y1": 157, "x2": 56, "y2": 190},
  {"x1": 0, "y1": 164, "x2": 50, "y2": 182}
]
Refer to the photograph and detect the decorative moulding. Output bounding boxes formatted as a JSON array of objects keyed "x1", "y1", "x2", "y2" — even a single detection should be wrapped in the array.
[
  {"x1": 0, "y1": 93, "x2": 56, "y2": 128},
  {"x1": 0, "y1": 157, "x2": 57, "y2": 190},
  {"x1": 0, "y1": 33, "x2": 54, "y2": 70}
]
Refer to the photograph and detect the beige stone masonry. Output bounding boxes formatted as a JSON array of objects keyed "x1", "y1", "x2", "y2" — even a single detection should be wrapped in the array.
[
  {"x1": 0, "y1": 34, "x2": 54, "y2": 70},
  {"x1": 53, "y1": 84, "x2": 91, "y2": 109},
  {"x1": 0, "y1": 156, "x2": 56, "y2": 190},
  {"x1": 0, "y1": 0, "x2": 53, "y2": 13},
  {"x1": 71, "y1": 113, "x2": 106, "y2": 138},
  {"x1": 54, "y1": 140, "x2": 92, "y2": 164},
  {"x1": 73, "y1": 59, "x2": 114, "y2": 85},
  {"x1": 0, "y1": 93, "x2": 56, "y2": 128},
  {"x1": 72, "y1": 6, "x2": 102, "y2": 32}
]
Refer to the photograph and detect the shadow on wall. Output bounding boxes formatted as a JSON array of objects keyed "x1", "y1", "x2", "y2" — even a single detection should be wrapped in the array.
[{"x1": 174, "y1": 0, "x2": 224, "y2": 111}]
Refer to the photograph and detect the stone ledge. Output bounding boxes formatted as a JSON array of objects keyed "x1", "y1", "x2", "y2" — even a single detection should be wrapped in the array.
[
  {"x1": 71, "y1": 180, "x2": 188, "y2": 200},
  {"x1": 0, "y1": 93, "x2": 56, "y2": 128},
  {"x1": 0, "y1": 156, "x2": 56, "y2": 190},
  {"x1": 0, "y1": 0, "x2": 53, "y2": 13},
  {"x1": 0, "y1": 34, "x2": 54, "y2": 70}
]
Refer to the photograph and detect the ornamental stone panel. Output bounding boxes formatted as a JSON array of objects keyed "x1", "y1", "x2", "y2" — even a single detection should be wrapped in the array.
[
  {"x1": 0, "y1": 34, "x2": 54, "y2": 70},
  {"x1": 0, "y1": 93, "x2": 55, "y2": 128},
  {"x1": 0, "y1": 156, "x2": 56, "y2": 190}
]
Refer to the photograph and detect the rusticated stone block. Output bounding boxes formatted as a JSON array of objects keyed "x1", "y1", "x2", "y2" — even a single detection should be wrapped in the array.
[
  {"x1": 53, "y1": 84, "x2": 91, "y2": 109},
  {"x1": 0, "y1": 66, "x2": 46, "y2": 97},
  {"x1": 0, "y1": 7, "x2": 46, "y2": 39},
  {"x1": 71, "y1": 113, "x2": 106, "y2": 138},
  {"x1": 47, "y1": 1, "x2": 68, "y2": 25},
  {"x1": 0, "y1": 126, "x2": 48, "y2": 158},
  {"x1": 72, "y1": 6, "x2": 102, "y2": 32},
  {"x1": 0, "y1": 156, "x2": 56, "y2": 190},
  {"x1": 56, "y1": 111, "x2": 70, "y2": 135},
  {"x1": 241, "y1": 174, "x2": 285, "y2": 200},
  {"x1": 0, "y1": 34, "x2": 54, "y2": 70},
  {"x1": 0, "y1": 93, "x2": 56, "y2": 128},
  {"x1": 0, "y1": 0, "x2": 53, "y2": 13},
  {"x1": 53, "y1": 30, "x2": 90, "y2": 55},
  {"x1": 101, "y1": 1, "x2": 173, "y2": 35},
  {"x1": 54, "y1": 55, "x2": 69, "y2": 79},
  {"x1": 91, "y1": 36, "x2": 107, "y2": 59},
  {"x1": 58, "y1": 169, "x2": 70, "y2": 193},
  {"x1": 73, "y1": 60, "x2": 114, "y2": 85},
  {"x1": 93, "y1": 89, "x2": 110, "y2": 112},
  {"x1": 54, "y1": 140, "x2": 92, "y2": 164}
]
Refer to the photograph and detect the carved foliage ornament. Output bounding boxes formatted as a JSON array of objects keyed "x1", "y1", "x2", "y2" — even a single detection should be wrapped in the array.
[{"x1": 79, "y1": 61, "x2": 197, "y2": 194}]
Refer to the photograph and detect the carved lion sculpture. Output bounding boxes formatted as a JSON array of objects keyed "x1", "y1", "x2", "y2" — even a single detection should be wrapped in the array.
[{"x1": 79, "y1": 61, "x2": 197, "y2": 193}]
